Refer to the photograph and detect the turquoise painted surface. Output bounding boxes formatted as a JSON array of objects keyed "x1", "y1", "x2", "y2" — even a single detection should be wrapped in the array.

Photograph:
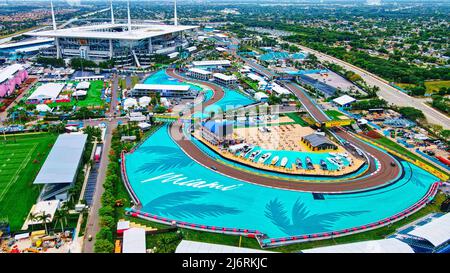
[
  {"x1": 124, "y1": 125, "x2": 439, "y2": 239},
  {"x1": 144, "y1": 70, "x2": 205, "y2": 93}
]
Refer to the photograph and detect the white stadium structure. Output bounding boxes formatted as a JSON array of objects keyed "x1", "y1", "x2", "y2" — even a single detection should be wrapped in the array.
[{"x1": 26, "y1": 0, "x2": 198, "y2": 67}]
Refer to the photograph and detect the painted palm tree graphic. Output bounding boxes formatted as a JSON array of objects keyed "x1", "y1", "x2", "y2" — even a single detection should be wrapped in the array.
[
  {"x1": 264, "y1": 198, "x2": 368, "y2": 236},
  {"x1": 143, "y1": 191, "x2": 241, "y2": 219},
  {"x1": 137, "y1": 146, "x2": 194, "y2": 173}
]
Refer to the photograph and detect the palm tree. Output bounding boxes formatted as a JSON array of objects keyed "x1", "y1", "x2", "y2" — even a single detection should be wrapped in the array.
[
  {"x1": 28, "y1": 212, "x2": 38, "y2": 231},
  {"x1": 53, "y1": 210, "x2": 64, "y2": 232},
  {"x1": 296, "y1": 102, "x2": 302, "y2": 112},
  {"x1": 36, "y1": 211, "x2": 52, "y2": 235}
]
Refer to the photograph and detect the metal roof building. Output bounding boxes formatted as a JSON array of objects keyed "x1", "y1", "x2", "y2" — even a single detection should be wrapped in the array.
[
  {"x1": 302, "y1": 133, "x2": 337, "y2": 151},
  {"x1": 34, "y1": 133, "x2": 88, "y2": 200},
  {"x1": 34, "y1": 133, "x2": 87, "y2": 185}
]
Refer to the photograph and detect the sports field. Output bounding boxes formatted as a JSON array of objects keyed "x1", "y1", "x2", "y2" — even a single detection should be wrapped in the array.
[{"x1": 0, "y1": 133, "x2": 57, "y2": 231}]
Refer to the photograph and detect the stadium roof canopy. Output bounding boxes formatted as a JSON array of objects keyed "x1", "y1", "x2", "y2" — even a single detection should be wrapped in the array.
[
  {"x1": 175, "y1": 240, "x2": 273, "y2": 253},
  {"x1": 26, "y1": 23, "x2": 198, "y2": 41},
  {"x1": 302, "y1": 238, "x2": 415, "y2": 253},
  {"x1": 33, "y1": 133, "x2": 88, "y2": 185},
  {"x1": 408, "y1": 213, "x2": 450, "y2": 247}
]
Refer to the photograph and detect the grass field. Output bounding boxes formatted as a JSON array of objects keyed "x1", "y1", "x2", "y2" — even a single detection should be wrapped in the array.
[
  {"x1": 0, "y1": 133, "x2": 57, "y2": 231},
  {"x1": 424, "y1": 80, "x2": 450, "y2": 94},
  {"x1": 285, "y1": 113, "x2": 309, "y2": 126},
  {"x1": 325, "y1": 109, "x2": 348, "y2": 120},
  {"x1": 47, "y1": 80, "x2": 106, "y2": 109},
  {"x1": 396, "y1": 81, "x2": 450, "y2": 95}
]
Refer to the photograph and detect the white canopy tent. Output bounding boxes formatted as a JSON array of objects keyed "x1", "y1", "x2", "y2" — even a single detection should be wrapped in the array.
[
  {"x1": 332, "y1": 95, "x2": 356, "y2": 106},
  {"x1": 175, "y1": 240, "x2": 272, "y2": 253},
  {"x1": 123, "y1": 98, "x2": 138, "y2": 110},
  {"x1": 139, "y1": 96, "x2": 151, "y2": 107},
  {"x1": 36, "y1": 104, "x2": 52, "y2": 112},
  {"x1": 407, "y1": 213, "x2": 450, "y2": 247},
  {"x1": 76, "y1": 81, "x2": 90, "y2": 90},
  {"x1": 302, "y1": 238, "x2": 415, "y2": 253},
  {"x1": 122, "y1": 228, "x2": 146, "y2": 253}
]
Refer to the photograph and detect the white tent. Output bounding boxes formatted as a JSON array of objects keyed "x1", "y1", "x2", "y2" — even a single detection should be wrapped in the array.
[
  {"x1": 408, "y1": 213, "x2": 450, "y2": 247},
  {"x1": 138, "y1": 122, "x2": 152, "y2": 130},
  {"x1": 122, "y1": 228, "x2": 146, "y2": 253},
  {"x1": 72, "y1": 90, "x2": 87, "y2": 98},
  {"x1": 123, "y1": 98, "x2": 138, "y2": 110},
  {"x1": 139, "y1": 96, "x2": 151, "y2": 107},
  {"x1": 333, "y1": 95, "x2": 356, "y2": 106},
  {"x1": 254, "y1": 92, "x2": 269, "y2": 102},
  {"x1": 302, "y1": 238, "x2": 414, "y2": 253},
  {"x1": 28, "y1": 83, "x2": 65, "y2": 101},
  {"x1": 36, "y1": 104, "x2": 52, "y2": 112},
  {"x1": 76, "y1": 81, "x2": 90, "y2": 90},
  {"x1": 160, "y1": 97, "x2": 171, "y2": 108},
  {"x1": 175, "y1": 240, "x2": 272, "y2": 253}
]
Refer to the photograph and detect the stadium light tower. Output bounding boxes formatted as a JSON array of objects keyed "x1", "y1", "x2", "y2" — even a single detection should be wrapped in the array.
[
  {"x1": 127, "y1": 0, "x2": 132, "y2": 32},
  {"x1": 50, "y1": 0, "x2": 57, "y2": 30},
  {"x1": 174, "y1": 0, "x2": 178, "y2": 26},
  {"x1": 110, "y1": 0, "x2": 115, "y2": 24}
]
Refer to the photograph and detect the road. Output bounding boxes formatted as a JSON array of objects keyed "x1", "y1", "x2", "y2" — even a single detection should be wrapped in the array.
[
  {"x1": 81, "y1": 119, "x2": 118, "y2": 253},
  {"x1": 166, "y1": 69, "x2": 401, "y2": 193},
  {"x1": 282, "y1": 40, "x2": 450, "y2": 129},
  {"x1": 81, "y1": 73, "x2": 122, "y2": 253}
]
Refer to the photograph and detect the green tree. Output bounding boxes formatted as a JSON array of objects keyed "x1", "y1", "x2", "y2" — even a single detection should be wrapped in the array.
[
  {"x1": 94, "y1": 239, "x2": 114, "y2": 253},
  {"x1": 399, "y1": 107, "x2": 425, "y2": 121}
]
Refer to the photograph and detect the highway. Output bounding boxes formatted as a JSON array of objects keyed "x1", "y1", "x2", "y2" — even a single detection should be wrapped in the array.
[
  {"x1": 282, "y1": 41, "x2": 450, "y2": 129},
  {"x1": 166, "y1": 69, "x2": 401, "y2": 193}
]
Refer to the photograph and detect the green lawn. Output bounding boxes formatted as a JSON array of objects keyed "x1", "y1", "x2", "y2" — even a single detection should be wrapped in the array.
[
  {"x1": 0, "y1": 133, "x2": 57, "y2": 231},
  {"x1": 325, "y1": 109, "x2": 348, "y2": 121},
  {"x1": 47, "y1": 80, "x2": 106, "y2": 109},
  {"x1": 285, "y1": 113, "x2": 309, "y2": 126},
  {"x1": 424, "y1": 80, "x2": 450, "y2": 94},
  {"x1": 395, "y1": 81, "x2": 450, "y2": 95}
]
